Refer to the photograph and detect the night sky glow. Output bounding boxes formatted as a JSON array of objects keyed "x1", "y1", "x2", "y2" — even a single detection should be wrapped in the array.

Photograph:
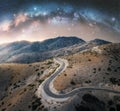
[{"x1": 0, "y1": 0, "x2": 120, "y2": 43}]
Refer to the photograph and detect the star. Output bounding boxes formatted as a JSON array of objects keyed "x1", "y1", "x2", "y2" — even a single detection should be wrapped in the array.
[
  {"x1": 43, "y1": 12, "x2": 47, "y2": 16},
  {"x1": 34, "y1": 7, "x2": 37, "y2": 11},
  {"x1": 57, "y1": 8, "x2": 60, "y2": 11},
  {"x1": 112, "y1": 17, "x2": 116, "y2": 22},
  {"x1": 24, "y1": 13, "x2": 28, "y2": 16}
]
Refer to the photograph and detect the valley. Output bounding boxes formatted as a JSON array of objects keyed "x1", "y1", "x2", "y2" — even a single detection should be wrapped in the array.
[{"x1": 0, "y1": 37, "x2": 120, "y2": 111}]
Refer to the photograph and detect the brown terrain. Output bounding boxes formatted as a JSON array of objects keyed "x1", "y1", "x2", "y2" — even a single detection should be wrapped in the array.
[
  {"x1": 52, "y1": 43, "x2": 120, "y2": 111},
  {"x1": 54, "y1": 43, "x2": 120, "y2": 92},
  {"x1": 0, "y1": 43, "x2": 120, "y2": 111},
  {"x1": 0, "y1": 59, "x2": 58, "y2": 111}
]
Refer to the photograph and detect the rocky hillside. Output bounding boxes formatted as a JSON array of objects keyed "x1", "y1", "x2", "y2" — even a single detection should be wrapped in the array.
[
  {"x1": 0, "y1": 37, "x2": 85, "y2": 63},
  {"x1": 52, "y1": 43, "x2": 120, "y2": 111},
  {"x1": 0, "y1": 43, "x2": 120, "y2": 111},
  {"x1": 0, "y1": 37, "x2": 110, "y2": 63},
  {"x1": 0, "y1": 59, "x2": 58, "y2": 111},
  {"x1": 54, "y1": 43, "x2": 120, "y2": 92}
]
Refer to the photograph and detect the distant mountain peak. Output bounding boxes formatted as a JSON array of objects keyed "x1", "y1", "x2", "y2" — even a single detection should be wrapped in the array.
[
  {"x1": 0, "y1": 37, "x2": 113, "y2": 63},
  {"x1": 56, "y1": 36, "x2": 84, "y2": 40},
  {"x1": 89, "y1": 38, "x2": 111, "y2": 45}
]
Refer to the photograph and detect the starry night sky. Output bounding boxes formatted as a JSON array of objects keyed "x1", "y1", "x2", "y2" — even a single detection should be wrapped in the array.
[{"x1": 0, "y1": 0, "x2": 120, "y2": 43}]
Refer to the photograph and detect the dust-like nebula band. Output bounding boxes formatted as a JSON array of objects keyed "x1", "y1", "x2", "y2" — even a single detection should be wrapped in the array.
[{"x1": 0, "y1": 0, "x2": 120, "y2": 43}]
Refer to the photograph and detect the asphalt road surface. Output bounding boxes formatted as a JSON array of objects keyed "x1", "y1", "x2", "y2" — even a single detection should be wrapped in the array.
[{"x1": 41, "y1": 58, "x2": 120, "y2": 100}]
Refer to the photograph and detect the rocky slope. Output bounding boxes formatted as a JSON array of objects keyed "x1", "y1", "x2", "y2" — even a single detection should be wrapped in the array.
[
  {"x1": 0, "y1": 37, "x2": 110, "y2": 63},
  {"x1": 0, "y1": 43, "x2": 120, "y2": 111},
  {"x1": 54, "y1": 43, "x2": 120, "y2": 91},
  {"x1": 0, "y1": 37, "x2": 85, "y2": 63},
  {"x1": 0, "y1": 59, "x2": 58, "y2": 111}
]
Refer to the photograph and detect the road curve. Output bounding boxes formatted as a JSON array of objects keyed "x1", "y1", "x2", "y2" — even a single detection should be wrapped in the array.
[{"x1": 36, "y1": 58, "x2": 120, "y2": 102}]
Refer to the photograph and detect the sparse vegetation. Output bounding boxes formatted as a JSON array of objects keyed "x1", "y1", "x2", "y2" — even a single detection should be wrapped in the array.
[
  {"x1": 0, "y1": 42, "x2": 120, "y2": 111},
  {"x1": 31, "y1": 98, "x2": 41, "y2": 111},
  {"x1": 110, "y1": 78, "x2": 120, "y2": 85},
  {"x1": 70, "y1": 80, "x2": 76, "y2": 85},
  {"x1": 107, "y1": 67, "x2": 112, "y2": 72},
  {"x1": 88, "y1": 59, "x2": 91, "y2": 61},
  {"x1": 64, "y1": 74, "x2": 67, "y2": 76},
  {"x1": 85, "y1": 80, "x2": 91, "y2": 84},
  {"x1": 0, "y1": 59, "x2": 52, "y2": 111},
  {"x1": 75, "y1": 94, "x2": 105, "y2": 111},
  {"x1": 54, "y1": 43, "x2": 120, "y2": 93}
]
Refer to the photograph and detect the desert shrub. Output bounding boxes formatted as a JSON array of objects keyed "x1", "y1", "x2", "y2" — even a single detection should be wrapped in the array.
[
  {"x1": 116, "y1": 104, "x2": 120, "y2": 111},
  {"x1": 71, "y1": 80, "x2": 76, "y2": 85},
  {"x1": 110, "y1": 78, "x2": 117, "y2": 84},
  {"x1": 37, "y1": 73, "x2": 40, "y2": 76},
  {"x1": 105, "y1": 73, "x2": 109, "y2": 75},
  {"x1": 108, "y1": 100, "x2": 114, "y2": 106},
  {"x1": 35, "y1": 69, "x2": 39, "y2": 71},
  {"x1": 64, "y1": 74, "x2": 67, "y2": 76},
  {"x1": 98, "y1": 68, "x2": 101, "y2": 71},
  {"x1": 85, "y1": 80, "x2": 91, "y2": 84},
  {"x1": 41, "y1": 67, "x2": 44, "y2": 69},
  {"x1": 109, "y1": 107, "x2": 115, "y2": 111},
  {"x1": 1, "y1": 101, "x2": 4, "y2": 105},
  {"x1": 110, "y1": 78, "x2": 120, "y2": 85},
  {"x1": 75, "y1": 104, "x2": 91, "y2": 111},
  {"x1": 82, "y1": 94, "x2": 100, "y2": 103},
  {"x1": 32, "y1": 98, "x2": 41, "y2": 111},
  {"x1": 1, "y1": 108, "x2": 6, "y2": 111},
  {"x1": 114, "y1": 69, "x2": 117, "y2": 72},
  {"x1": 47, "y1": 61, "x2": 53, "y2": 65},
  {"x1": 39, "y1": 80, "x2": 43, "y2": 84},
  {"x1": 88, "y1": 59, "x2": 91, "y2": 61},
  {"x1": 107, "y1": 67, "x2": 112, "y2": 72},
  {"x1": 93, "y1": 68, "x2": 96, "y2": 73}
]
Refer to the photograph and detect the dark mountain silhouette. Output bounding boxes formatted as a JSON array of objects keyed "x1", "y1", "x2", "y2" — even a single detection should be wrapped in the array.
[{"x1": 0, "y1": 37, "x2": 111, "y2": 63}]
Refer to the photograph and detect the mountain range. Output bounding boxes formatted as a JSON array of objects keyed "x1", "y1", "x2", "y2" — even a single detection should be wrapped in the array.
[
  {"x1": 0, "y1": 37, "x2": 110, "y2": 63},
  {"x1": 0, "y1": 36, "x2": 119, "y2": 111}
]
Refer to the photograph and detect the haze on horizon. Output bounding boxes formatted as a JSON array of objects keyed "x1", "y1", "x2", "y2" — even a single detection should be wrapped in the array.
[{"x1": 0, "y1": 0, "x2": 120, "y2": 44}]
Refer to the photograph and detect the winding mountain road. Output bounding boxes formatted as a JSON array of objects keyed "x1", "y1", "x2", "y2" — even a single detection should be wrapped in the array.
[{"x1": 36, "y1": 58, "x2": 120, "y2": 102}]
